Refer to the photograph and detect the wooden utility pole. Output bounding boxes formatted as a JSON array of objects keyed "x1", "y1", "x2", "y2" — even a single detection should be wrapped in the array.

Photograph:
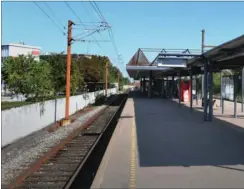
[
  {"x1": 64, "y1": 20, "x2": 73, "y2": 122},
  {"x1": 117, "y1": 73, "x2": 120, "y2": 93},
  {"x1": 105, "y1": 61, "x2": 108, "y2": 97}
]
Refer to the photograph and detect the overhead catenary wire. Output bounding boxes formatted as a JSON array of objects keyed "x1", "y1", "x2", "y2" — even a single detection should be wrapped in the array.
[
  {"x1": 89, "y1": 1, "x2": 106, "y2": 23},
  {"x1": 64, "y1": 1, "x2": 102, "y2": 48},
  {"x1": 88, "y1": 2, "x2": 117, "y2": 53},
  {"x1": 33, "y1": 1, "x2": 66, "y2": 35},
  {"x1": 43, "y1": 2, "x2": 66, "y2": 30},
  {"x1": 65, "y1": 1, "x2": 85, "y2": 27},
  {"x1": 93, "y1": 1, "x2": 107, "y2": 23},
  {"x1": 89, "y1": 1, "x2": 125, "y2": 73},
  {"x1": 74, "y1": 30, "x2": 100, "y2": 40},
  {"x1": 73, "y1": 24, "x2": 107, "y2": 39},
  {"x1": 80, "y1": 2, "x2": 96, "y2": 23}
]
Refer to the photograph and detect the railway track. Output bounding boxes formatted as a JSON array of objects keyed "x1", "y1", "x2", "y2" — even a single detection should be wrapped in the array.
[{"x1": 5, "y1": 93, "x2": 128, "y2": 189}]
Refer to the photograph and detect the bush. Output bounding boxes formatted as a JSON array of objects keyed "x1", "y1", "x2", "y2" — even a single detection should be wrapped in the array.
[
  {"x1": 2, "y1": 55, "x2": 53, "y2": 98},
  {"x1": 25, "y1": 95, "x2": 65, "y2": 102},
  {"x1": 93, "y1": 94, "x2": 106, "y2": 106}
]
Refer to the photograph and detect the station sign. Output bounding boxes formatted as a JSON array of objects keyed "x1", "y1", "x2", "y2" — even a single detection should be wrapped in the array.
[{"x1": 157, "y1": 57, "x2": 187, "y2": 67}]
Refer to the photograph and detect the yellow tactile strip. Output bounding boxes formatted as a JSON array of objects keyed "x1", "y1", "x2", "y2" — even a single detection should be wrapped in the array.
[{"x1": 129, "y1": 103, "x2": 136, "y2": 189}]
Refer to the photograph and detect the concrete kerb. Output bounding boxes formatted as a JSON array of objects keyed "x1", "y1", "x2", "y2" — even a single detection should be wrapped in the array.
[{"x1": 7, "y1": 105, "x2": 108, "y2": 189}]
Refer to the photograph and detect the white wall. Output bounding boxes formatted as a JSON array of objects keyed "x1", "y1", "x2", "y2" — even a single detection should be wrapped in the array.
[
  {"x1": 1, "y1": 88, "x2": 117, "y2": 147},
  {"x1": 9, "y1": 45, "x2": 40, "y2": 61}
]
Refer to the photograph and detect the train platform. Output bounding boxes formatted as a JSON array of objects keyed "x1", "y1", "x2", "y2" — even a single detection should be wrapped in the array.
[
  {"x1": 91, "y1": 91, "x2": 244, "y2": 188},
  {"x1": 171, "y1": 98, "x2": 244, "y2": 131}
]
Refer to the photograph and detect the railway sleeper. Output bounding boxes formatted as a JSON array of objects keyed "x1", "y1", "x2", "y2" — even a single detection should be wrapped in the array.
[
  {"x1": 53, "y1": 153, "x2": 86, "y2": 158},
  {"x1": 51, "y1": 156, "x2": 85, "y2": 162},
  {"x1": 24, "y1": 175, "x2": 69, "y2": 182},
  {"x1": 63, "y1": 143, "x2": 95, "y2": 149},
  {"x1": 60, "y1": 147, "x2": 92, "y2": 152},
  {"x1": 49, "y1": 159, "x2": 82, "y2": 164},
  {"x1": 32, "y1": 171, "x2": 74, "y2": 177},
  {"x1": 39, "y1": 165, "x2": 78, "y2": 172},
  {"x1": 65, "y1": 138, "x2": 92, "y2": 143},
  {"x1": 17, "y1": 182, "x2": 67, "y2": 189}
]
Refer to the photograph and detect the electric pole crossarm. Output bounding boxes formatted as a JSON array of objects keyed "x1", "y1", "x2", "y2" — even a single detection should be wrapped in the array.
[{"x1": 74, "y1": 39, "x2": 110, "y2": 43}]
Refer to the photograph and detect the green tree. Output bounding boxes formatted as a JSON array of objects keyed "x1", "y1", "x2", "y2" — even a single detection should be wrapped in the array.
[
  {"x1": 2, "y1": 55, "x2": 53, "y2": 99},
  {"x1": 41, "y1": 53, "x2": 66, "y2": 93},
  {"x1": 31, "y1": 59, "x2": 54, "y2": 98},
  {"x1": 41, "y1": 54, "x2": 84, "y2": 95},
  {"x1": 213, "y1": 73, "x2": 221, "y2": 94},
  {"x1": 71, "y1": 58, "x2": 84, "y2": 95}
]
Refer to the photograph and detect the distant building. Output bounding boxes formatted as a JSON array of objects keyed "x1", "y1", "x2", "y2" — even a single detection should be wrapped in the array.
[
  {"x1": 40, "y1": 53, "x2": 94, "y2": 60},
  {"x1": 1, "y1": 42, "x2": 41, "y2": 62}
]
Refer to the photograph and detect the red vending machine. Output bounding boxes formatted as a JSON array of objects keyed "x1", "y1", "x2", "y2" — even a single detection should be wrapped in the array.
[{"x1": 180, "y1": 81, "x2": 192, "y2": 102}]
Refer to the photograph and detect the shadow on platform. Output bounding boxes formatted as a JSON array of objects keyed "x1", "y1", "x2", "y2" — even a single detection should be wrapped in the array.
[
  {"x1": 129, "y1": 91, "x2": 244, "y2": 170},
  {"x1": 215, "y1": 114, "x2": 244, "y2": 119}
]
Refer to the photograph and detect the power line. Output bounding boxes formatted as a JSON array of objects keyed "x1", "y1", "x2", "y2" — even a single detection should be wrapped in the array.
[
  {"x1": 80, "y1": 2, "x2": 96, "y2": 23},
  {"x1": 73, "y1": 24, "x2": 107, "y2": 38},
  {"x1": 65, "y1": 1, "x2": 101, "y2": 48},
  {"x1": 74, "y1": 30, "x2": 100, "y2": 40},
  {"x1": 89, "y1": 1, "x2": 124, "y2": 72},
  {"x1": 43, "y1": 2, "x2": 66, "y2": 30},
  {"x1": 65, "y1": 1, "x2": 86, "y2": 27},
  {"x1": 89, "y1": 1, "x2": 105, "y2": 22},
  {"x1": 93, "y1": 1, "x2": 107, "y2": 23},
  {"x1": 88, "y1": 2, "x2": 117, "y2": 55},
  {"x1": 108, "y1": 29, "x2": 119, "y2": 57},
  {"x1": 33, "y1": 1, "x2": 66, "y2": 35}
]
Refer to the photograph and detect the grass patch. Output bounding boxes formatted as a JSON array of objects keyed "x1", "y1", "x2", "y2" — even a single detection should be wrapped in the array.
[
  {"x1": 25, "y1": 95, "x2": 65, "y2": 102},
  {"x1": 1, "y1": 101, "x2": 35, "y2": 110},
  {"x1": 1, "y1": 95, "x2": 66, "y2": 110}
]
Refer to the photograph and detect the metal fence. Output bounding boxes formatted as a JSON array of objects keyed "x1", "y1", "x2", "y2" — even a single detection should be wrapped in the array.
[{"x1": 221, "y1": 74, "x2": 243, "y2": 101}]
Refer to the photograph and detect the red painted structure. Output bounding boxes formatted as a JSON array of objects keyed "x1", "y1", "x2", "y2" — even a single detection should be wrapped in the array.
[{"x1": 180, "y1": 80, "x2": 192, "y2": 102}]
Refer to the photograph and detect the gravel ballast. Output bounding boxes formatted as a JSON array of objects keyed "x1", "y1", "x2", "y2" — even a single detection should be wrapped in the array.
[{"x1": 1, "y1": 105, "x2": 106, "y2": 186}]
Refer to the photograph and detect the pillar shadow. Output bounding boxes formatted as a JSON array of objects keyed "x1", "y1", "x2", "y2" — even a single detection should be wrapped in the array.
[{"x1": 130, "y1": 91, "x2": 244, "y2": 169}]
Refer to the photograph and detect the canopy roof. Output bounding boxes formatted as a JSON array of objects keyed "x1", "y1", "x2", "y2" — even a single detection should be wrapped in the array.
[
  {"x1": 126, "y1": 48, "x2": 201, "y2": 79},
  {"x1": 126, "y1": 34, "x2": 244, "y2": 79},
  {"x1": 188, "y1": 34, "x2": 244, "y2": 70}
]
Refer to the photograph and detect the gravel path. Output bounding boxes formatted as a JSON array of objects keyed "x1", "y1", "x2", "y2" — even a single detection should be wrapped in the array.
[{"x1": 1, "y1": 105, "x2": 106, "y2": 186}]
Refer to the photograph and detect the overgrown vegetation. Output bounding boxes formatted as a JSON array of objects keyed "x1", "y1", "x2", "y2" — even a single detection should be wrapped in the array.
[
  {"x1": 1, "y1": 55, "x2": 54, "y2": 99},
  {"x1": 93, "y1": 94, "x2": 106, "y2": 106},
  {"x1": 1, "y1": 101, "x2": 34, "y2": 110},
  {"x1": 2, "y1": 54, "x2": 130, "y2": 106}
]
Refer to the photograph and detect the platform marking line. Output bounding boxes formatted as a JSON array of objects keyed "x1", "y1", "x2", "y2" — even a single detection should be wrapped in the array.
[{"x1": 129, "y1": 112, "x2": 136, "y2": 189}]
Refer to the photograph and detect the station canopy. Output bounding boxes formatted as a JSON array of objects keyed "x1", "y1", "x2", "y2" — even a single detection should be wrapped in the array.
[
  {"x1": 127, "y1": 34, "x2": 244, "y2": 80},
  {"x1": 126, "y1": 48, "x2": 201, "y2": 79},
  {"x1": 188, "y1": 34, "x2": 244, "y2": 71}
]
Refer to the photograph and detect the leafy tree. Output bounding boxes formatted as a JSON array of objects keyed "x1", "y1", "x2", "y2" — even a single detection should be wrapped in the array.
[
  {"x1": 41, "y1": 54, "x2": 129, "y2": 93},
  {"x1": 2, "y1": 55, "x2": 53, "y2": 99},
  {"x1": 71, "y1": 58, "x2": 84, "y2": 95},
  {"x1": 2, "y1": 53, "x2": 129, "y2": 101},
  {"x1": 41, "y1": 53, "x2": 66, "y2": 94},
  {"x1": 41, "y1": 54, "x2": 84, "y2": 94},
  {"x1": 213, "y1": 73, "x2": 221, "y2": 94},
  {"x1": 31, "y1": 60, "x2": 54, "y2": 98}
]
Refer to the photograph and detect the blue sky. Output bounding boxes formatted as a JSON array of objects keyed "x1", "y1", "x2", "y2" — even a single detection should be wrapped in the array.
[{"x1": 2, "y1": 1, "x2": 244, "y2": 77}]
